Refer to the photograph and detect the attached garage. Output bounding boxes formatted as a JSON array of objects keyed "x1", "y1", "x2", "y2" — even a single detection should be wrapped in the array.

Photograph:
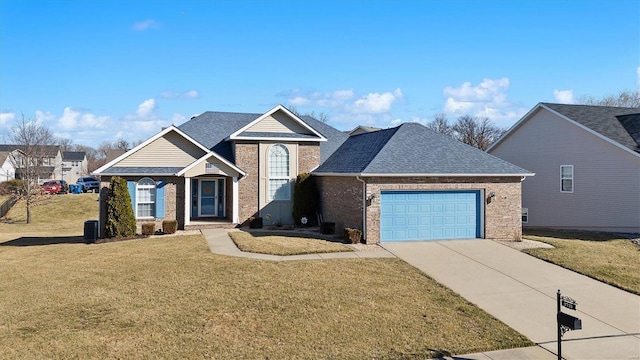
[
  {"x1": 380, "y1": 190, "x2": 482, "y2": 242},
  {"x1": 313, "y1": 122, "x2": 534, "y2": 244}
]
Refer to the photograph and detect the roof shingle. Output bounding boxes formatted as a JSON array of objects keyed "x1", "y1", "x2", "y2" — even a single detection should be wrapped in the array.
[{"x1": 314, "y1": 123, "x2": 531, "y2": 175}]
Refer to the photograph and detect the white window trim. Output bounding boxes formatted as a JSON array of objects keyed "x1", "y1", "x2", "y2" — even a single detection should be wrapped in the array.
[
  {"x1": 560, "y1": 165, "x2": 574, "y2": 193},
  {"x1": 522, "y1": 207, "x2": 528, "y2": 223},
  {"x1": 136, "y1": 177, "x2": 156, "y2": 218},
  {"x1": 268, "y1": 143, "x2": 291, "y2": 201}
]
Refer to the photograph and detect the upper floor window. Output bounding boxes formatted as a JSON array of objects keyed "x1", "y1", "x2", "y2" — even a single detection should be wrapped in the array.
[
  {"x1": 137, "y1": 177, "x2": 156, "y2": 217},
  {"x1": 268, "y1": 144, "x2": 290, "y2": 200},
  {"x1": 561, "y1": 165, "x2": 573, "y2": 193}
]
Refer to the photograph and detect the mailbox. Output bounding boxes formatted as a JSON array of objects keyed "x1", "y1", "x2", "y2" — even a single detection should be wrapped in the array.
[{"x1": 557, "y1": 311, "x2": 582, "y2": 330}]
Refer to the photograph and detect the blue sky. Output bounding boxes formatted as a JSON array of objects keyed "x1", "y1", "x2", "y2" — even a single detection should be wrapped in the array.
[{"x1": 1, "y1": 0, "x2": 638, "y2": 147}]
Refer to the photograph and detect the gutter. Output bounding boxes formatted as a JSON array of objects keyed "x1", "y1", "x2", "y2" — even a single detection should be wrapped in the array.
[{"x1": 356, "y1": 176, "x2": 367, "y2": 241}]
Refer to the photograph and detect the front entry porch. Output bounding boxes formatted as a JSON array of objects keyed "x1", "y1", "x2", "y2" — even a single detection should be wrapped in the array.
[{"x1": 183, "y1": 175, "x2": 240, "y2": 229}]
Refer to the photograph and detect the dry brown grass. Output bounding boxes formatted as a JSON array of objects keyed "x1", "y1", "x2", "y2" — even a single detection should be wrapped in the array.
[
  {"x1": 524, "y1": 230, "x2": 640, "y2": 295},
  {"x1": 0, "y1": 196, "x2": 532, "y2": 358},
  {"x1": 0, "y1": 234, "x2": 531, "y2": 359},
  {"x1": 229, "y1": 230, "x2": 352, "y2": 255},
  {"x1": 0, "y1": 193, "x2": 99, "y2": 243}
]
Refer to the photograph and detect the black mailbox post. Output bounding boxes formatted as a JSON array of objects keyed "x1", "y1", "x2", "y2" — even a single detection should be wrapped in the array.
[{"x1": 557, "y1": 290, "x2": 582, "y2": 360}]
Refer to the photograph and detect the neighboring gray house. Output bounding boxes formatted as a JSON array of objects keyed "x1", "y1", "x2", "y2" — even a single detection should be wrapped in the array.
[
  {"x1": 488, "y1": 103, "x2": 640, "y2": 233},
  {"x1": 94, "y1": 105, "x2": 531, "y2": 243},
  {"x1": 62, "y1": 151, "x2": 88, "y2": 184}
]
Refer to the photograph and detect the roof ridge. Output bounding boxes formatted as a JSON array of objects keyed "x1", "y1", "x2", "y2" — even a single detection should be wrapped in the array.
[{"x1": 541, "y1": 102, "x2": 640, "y2": 111}]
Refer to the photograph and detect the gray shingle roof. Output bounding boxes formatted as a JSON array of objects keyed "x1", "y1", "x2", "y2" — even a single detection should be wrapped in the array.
[
  {"x1": 101, "y1": 167, "x2": 184, "y2": 175},
  {"x1": 314, "y1": 123, "x2": 532, "y2": 175},
  {"x1": 542, "y1": 103, "x2": 640, "y2": 152},
  {"x1": 62, "y1": 151, "x2": 86, "y2": 161},
  {"x1": 178, "y1": 111, "x2": 348, "y2": 163}
]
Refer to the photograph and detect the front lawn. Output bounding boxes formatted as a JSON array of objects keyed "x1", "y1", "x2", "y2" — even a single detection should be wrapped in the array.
[
  {"x1": 0, "y1": 193, "x2": 99, "y2": 242},
  {"x1": 229, "y1": 230, "x2": 352, "y2": 255},
  {"x1": 0, "y1": 234, "x2": 532, "y2": 359},
  {"x1": 524, "y1": 230, "x2": 640, "y2": 295}
]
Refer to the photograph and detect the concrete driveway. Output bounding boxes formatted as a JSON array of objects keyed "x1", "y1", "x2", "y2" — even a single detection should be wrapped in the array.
[{"x1": 381, "y1": 239, "x2": 640, "y2": 360}]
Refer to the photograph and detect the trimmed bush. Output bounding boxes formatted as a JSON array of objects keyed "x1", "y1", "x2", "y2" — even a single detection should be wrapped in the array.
[
  {"x1": 141, "y1": 222, "x2": 155, "y2": 235},
  {"x1": 344, "y1": 228, "x2": 362, "y2": 244},
  {"x1": 162, "y1": 220, "x2": 178, "y2": 234},
  {"x1": 104, "y1": 176, "x2": 136, "y2": 238},
  {"x1": 292, "y1": 173, "x2": 318, "y2": 226}
]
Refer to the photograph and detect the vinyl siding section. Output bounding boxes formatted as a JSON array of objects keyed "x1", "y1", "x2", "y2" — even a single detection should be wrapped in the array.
[
  {"x1": 489, "y1": 109, "x2": 640, "y2": 232},
  {"x1": 118, "y1": 132, "x2": 206, "y2": 168},
  {"x1": 246, "y1": 110, "x2": 310, "y2": 134}
]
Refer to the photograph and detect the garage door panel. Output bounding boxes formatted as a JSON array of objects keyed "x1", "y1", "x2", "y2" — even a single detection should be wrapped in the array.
[{"x1": 381, "y1": 190, "x2": 481, "y2": 242}]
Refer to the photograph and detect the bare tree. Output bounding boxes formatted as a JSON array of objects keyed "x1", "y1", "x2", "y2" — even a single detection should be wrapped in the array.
[
  {"x1": 451, "y1": 115, "x2": 505, "y2": 150},
  {"x1": 576, "y1": 89, "x2": 640, "y2": 108},
  {"x1": 287, "y1": 105, "x2": 329, "y2": 123},
  {"x1": 426, "y1": 113, "x2": 454, "y2": 136},
  {"x1": 56, "y1": 137, "x2": 73, "y2": 152},
  {"x1": 9, "y1": 114, "x2": 56, "y2": 224}
]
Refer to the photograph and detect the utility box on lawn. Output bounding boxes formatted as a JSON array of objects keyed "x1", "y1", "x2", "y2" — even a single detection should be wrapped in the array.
[{"x1": 84, "y1": 220, "x2": 99, "y2": 243}]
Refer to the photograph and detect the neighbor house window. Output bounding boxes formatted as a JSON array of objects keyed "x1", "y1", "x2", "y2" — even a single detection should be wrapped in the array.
[
  {"x1": 522, "y1": 208, "x2": 528, "y2": 223},
  {"x1": 268, "y1": 144, "x2": 290, "y2": 200},
  {"x1": 561, "y1": 165, "x2": 573, "y2": 193},
  {"x1": 137, "y1": 177, "x2": 156, "y2": 217}
]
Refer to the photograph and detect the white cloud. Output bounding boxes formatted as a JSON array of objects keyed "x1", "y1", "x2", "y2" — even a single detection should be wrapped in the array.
[
  {"x1": 351, "y1": 89, "x2": 403, "y2": 114},
  {"x1": 441, "y1": 77, "x2": 526, "y2": 128},
  {"x1": 135, "y1": 98, "x2": 156, "y2": 118},
  {"x1": 58, "y1": 107, "x2": 110, "y2": 131},
  {"x1": 171, "y1": 113, "x2": 187, "y2": 125},
  {"x1": 289, "y1": 96, "x2": 311, "y2": 106},
  {"x1": 59, "y1": 107, "x2": 80, "y2": 130},
  {"x1": 553, "y1": 89, "x2": 574, "y2": 104},
  {"x1": 0, "y1": 112, "x2": 15, "y2": 125},
  {"x1": 160, "y1": 89, "x2": 199, "y2": 99},
  {"x1": 444, "y1": 78, "x2": 509, "y2": 102},
  {"x1": 132, "y1": 19, "x2": 159, "y2": 31}
]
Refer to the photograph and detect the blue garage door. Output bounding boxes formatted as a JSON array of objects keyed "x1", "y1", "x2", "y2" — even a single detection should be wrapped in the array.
[{"x1": 380, "y1": 191, "x2": 481, "y2": 242}]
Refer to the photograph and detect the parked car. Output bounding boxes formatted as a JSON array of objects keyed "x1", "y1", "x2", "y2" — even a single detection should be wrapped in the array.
[
  {"x1": 41, "y1": 180, "x2": 69, "y2": 195},
  {"x1": 76, "y1": 177, "x2": 100, "y2": 193}
]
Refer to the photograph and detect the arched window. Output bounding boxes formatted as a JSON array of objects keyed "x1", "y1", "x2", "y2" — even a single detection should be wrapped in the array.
[
  {"x1": 268, "y1": 144, "x2": 290, "y2": 200},
  {"x1": 137, "y1": 177, "x2": 156, "y2": 217}
]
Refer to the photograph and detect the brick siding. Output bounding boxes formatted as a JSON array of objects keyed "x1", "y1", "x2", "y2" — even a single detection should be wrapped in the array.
[
  {"x1": 298, "y1": 143, "x2": 321, "y2": 174},
  {"x1": 316, "y1": 176, "x2": 364, "y2": 235},
  {"x1": 317, "y1": 175, "x2": 523, "y2": 244},
  {"x1": 234, "y1": 142, "x2": 260, "y2": 224}
]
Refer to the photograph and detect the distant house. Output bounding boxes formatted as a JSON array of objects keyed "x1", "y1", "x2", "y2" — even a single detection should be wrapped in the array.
[
  {"x1": 0, "y1": 151, "x2": 16, "y2": 181},
  {"x1": 488, "y1": 103, "x2": 640, "y2": 233},
  {"x1": 347, "y1": 125, "x2": 382, "y2": 136},
  {"x1": 62, "y1": 151, "x2": 88, "y2": 184},
  {"x1": 94, "y1": 104, "x2": 531, "y2": 243},
  {"x1": 0, "y1": 145, "x2": 63, "y2": 183}
]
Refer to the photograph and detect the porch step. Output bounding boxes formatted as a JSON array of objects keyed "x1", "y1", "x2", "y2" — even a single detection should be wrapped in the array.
[{"x1": 185, "y1": 222, "x2": 238, "y2": 230}]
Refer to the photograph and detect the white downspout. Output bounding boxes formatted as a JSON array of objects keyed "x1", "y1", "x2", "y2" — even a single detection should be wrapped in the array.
[{"x1": 356, "y1": 176, "x2": 366, "y2": 241}]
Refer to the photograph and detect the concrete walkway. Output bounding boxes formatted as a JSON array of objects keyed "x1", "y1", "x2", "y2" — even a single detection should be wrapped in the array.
[
  {"x1": 382, "y1": 239, "x2": 640, "y2": 360},
  {"x1": 200, "y1": 228, "x2": 395, "y2": 260}
]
